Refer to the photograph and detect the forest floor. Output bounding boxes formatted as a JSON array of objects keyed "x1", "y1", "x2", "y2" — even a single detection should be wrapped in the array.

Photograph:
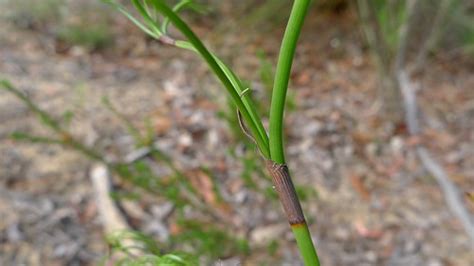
[{"x1": 0, "y1": 6, "x2": 473, "y2": 266}]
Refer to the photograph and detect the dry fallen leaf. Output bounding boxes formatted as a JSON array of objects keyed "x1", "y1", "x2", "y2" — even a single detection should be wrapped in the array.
[
  {"x1": 189, "y1": 170, "x2": 215, "y2": 204},
  {"x1": 466, "y1": 192, "x2": 474, "y2": 202},
  {"x1": 294, "y1": 70, "x2": 311, "y2": 86},
  {"x1": 187, "y1": 170, "x2": 233, "y2": 216},
  {"x1": 465, "y1": 192, "x2": 474, "y2": 212},
  {"x1": 349, "y1": 174, "x2": 370, "y2": 201},
  {"x1": 169, "y1": 222, "x2": 183, "y2": 236},
  {"x1": 423, "y1": 129, "x2": 456, "y2": 148},
  {"x1": 354, "y1": 220, "x2": 384, "y2": 239},
  {"x1": 154, "y1": 116, "x2": 172, "y2": 135}
]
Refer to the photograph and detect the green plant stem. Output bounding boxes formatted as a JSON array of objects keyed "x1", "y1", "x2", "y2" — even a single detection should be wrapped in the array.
[
  {"x1": 105, "y1": 1, "x2": 320, "y2": 263},
  {"x1": 161, "y1": 0, "x2": 192, "y2": 34},
  {"x1": 267, "y1": 1, "x2": 320, "y2": 265},
  {"x1": 292, "y1": 225, "x2": 320, "y2": 266},
  {"x1": 269, "y1": 0, "x2": 310, "y2": 164}
]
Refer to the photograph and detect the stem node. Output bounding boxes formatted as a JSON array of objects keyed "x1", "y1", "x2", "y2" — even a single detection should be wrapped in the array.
[{"x1": 266, "y1": 161, "x2": 305, "y2": 225}]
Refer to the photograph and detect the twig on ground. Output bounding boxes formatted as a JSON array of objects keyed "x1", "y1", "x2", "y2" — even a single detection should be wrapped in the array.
[{"x1": 90, "y1": 164, "x2": 144, "y2": 256}]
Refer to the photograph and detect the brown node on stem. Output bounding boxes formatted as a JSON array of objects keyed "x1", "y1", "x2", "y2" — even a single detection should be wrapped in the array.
[{"x1": 266, "y1": 161, "x2": 305, "y2": 226}]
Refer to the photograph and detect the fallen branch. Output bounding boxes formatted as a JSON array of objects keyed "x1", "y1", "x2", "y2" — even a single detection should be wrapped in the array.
[
  {"x1": 398, "y1": 70, "x2": 474, "y2": 241},
  {"x1": 90, "y1": 164, "x2": 144, "y2": 257}
]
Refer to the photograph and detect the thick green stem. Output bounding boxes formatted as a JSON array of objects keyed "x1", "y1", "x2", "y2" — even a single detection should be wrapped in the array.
[
  {"x1": 292, "y1": 224, "x2": 320, "y2": 266},
  {"x1": 268, "y1": 1, "x2": 320, "y2": 265},
  {"x1": 269, "y1": 0, "x2": 310, "y2": 164}
]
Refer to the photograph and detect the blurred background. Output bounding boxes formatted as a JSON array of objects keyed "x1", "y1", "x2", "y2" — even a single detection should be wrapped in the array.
[{"x1": 0, "y1": 0, "x2": 473, "y2": 265}]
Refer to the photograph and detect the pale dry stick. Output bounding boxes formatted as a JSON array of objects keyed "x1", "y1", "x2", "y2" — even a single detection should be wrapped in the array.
[
  {"x1": 394, "y1": 0, "x2": 419, "y2": 72},
  {"x1": 90, "y1": 164, "x2": 145, "y2": 257},
  {"x1": 90, "y1": 164, "x2": 131, "y2": 233},
  {"x1": 398, "y1": 70, "x2": 474, "y2": 242},
  {"x1": 359, "y1": 0, "x2": 474, "y2": 242},
  {"x1": 393, "y1": 2, "x2": 474, "y2": 241}
]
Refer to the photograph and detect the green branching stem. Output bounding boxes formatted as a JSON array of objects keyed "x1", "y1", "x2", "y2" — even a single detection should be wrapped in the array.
[
  {"x1": 175, "y1": 41, "x2": 268, "y2": 149},
  {"x1": 144, "y1": 1, "x2": 270, "y2": 158},
  {"x1": 161, "y1": 0, "x2": 193, "y2": 34},
  {"x1": 103, "y1": 0, "x2": 320, "y2": 264}
]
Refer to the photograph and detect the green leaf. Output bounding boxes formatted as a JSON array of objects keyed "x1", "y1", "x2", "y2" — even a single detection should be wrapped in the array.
[
  {"x1": 10, "y1": 131, "x2": 62, "y2": 145},
  {"x1": 130, "y1": 0, "x2": 163, "y2": 36},
  {"x1": 102, "y1": 0, "x2": 159, "y2": 38}
]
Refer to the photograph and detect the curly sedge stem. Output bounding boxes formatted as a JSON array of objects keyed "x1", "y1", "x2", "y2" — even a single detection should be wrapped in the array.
[{"x1": 269, "y1": 0, "x2": 311, "y2": 164}]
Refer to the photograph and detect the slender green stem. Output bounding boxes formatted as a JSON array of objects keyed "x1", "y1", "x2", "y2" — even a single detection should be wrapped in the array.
[
  {"x1": 148, "y1": 1, "x2": 270, "y2": 158},
  {"x1": 161, "y1": 0, "x2": 192, "y2": 34},
  {"x1": 269, "y1": 0, "x2": 311, "y2": 164}
]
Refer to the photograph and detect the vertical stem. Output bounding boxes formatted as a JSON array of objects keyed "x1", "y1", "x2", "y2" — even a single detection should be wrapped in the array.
[
  {"x1": 267, "y1": 161, "x2": 320, "y2": 266},
  {"x1": 268, "y1": 2, "x2": 320, "y2": 264},
  {"x1": 292, "y1": 225, "x2": 319, "y2": 266},
  {"x1": 269, "y1": 0, "x2": 311, "y2": 164}
]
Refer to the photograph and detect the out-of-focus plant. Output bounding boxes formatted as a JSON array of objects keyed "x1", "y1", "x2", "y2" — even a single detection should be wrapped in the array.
[
  {"x1": 435, "y1": 0, "x2": 474, "y2": 56},
  {"x1": 357, "y1": 0, "x2": 413, "y2": 124},
  {"x1": 357, "y1": 0, "x2": 474, "y2": 124},
  {"x1": 2, "y1": 0, "x2": 64, "y2": 30},
  {"x1": 234, "y1": 0, "x2": 349, "y2": 30},
  {"x1": 57, "y1": 24, "x2": 113, "y2": 51},
  {"x1": 1, "y1": 0, "x2": 114, "y2": 51},
  {"x1": 106, "y1": 230, "x2": 198, "y2": 266},
  {"x1": 103, "y1": 0, "x2": 320, "y2": 264},
  {"x1": 357, "y1": 0, "x2": 474, "y2": 241},
  {"x1": 57, "y1": 1, "x2": 115, "y2": 51},
  {"x1": 0, "y1": 79, "x2": 249, "y2": 263}
]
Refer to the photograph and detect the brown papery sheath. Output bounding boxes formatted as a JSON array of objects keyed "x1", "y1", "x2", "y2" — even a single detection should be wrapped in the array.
[{"x1": 266, "y1": 160, "x2": 305, "y2": 226}]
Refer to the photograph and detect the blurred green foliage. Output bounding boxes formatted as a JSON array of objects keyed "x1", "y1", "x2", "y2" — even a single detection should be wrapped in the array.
[
  {"x1": 2, "y1": 0, "x2": 114, "y2": 51},
  {"x1": 57, "y1": 24, "x2": 113, "y2": 51},
  {"x1": 440, "y1": 0, "x2": 474, "y2": 55},
  {"x1": 170, "y1": 220, "x2": 250, "y2": 259},
  {"x1": 106, "y1": 230, "x2": 198, "y2": 266},
  {"x1": 2, "y1": 0, "x2": 63, "y2": 29},
  {"x1": 359, "y1": 0, "x2": 474, "y2": 61},
  {"x1": 0, "y1": 79, "x2": 248, "y2": 263}
]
